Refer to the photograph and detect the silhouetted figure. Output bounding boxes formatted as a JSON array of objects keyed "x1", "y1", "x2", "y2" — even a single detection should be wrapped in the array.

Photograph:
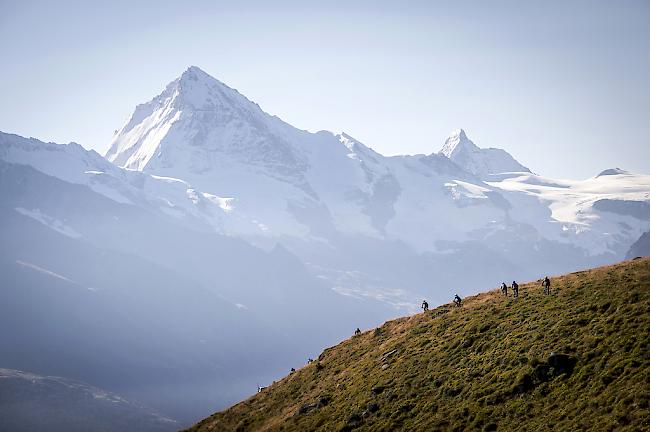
[
  {"x1": 453, "y1": 294, "x2": 462, "y2": 307},
  {"x1": 307, "y1": 358, "x2": 314, "y2": 364},
  {"x1": 501, "y1": 282, "x2": 508, "y2": 296},
  {"x1": 354, "y1": 328, "x2": 361, "y2": 336},
  {"x1": 421, "y1": 300, "x2": 429, "y2": 312},
  {"x1": 257, "y1": 384, "x2": 266, "y2": 393},
  {"x1": 512, "y1": 281, "x2": 519, "y2": 298},
  {"x1": 543, "y1": 276, "x2": 551, "y2": 295},
  {"x1": 290, "y1": 368, "x2": 296, "y2": 373}
]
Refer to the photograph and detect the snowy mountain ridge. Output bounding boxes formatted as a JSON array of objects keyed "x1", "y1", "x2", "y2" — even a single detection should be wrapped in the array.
[{"x1": 0, "y1": 132, "x2": 234, "y2": 233}]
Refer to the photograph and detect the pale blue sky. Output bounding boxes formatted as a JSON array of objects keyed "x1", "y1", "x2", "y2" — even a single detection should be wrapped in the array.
[{"x1": 1, "y1": 0, "x2": 648, "y2": 178}]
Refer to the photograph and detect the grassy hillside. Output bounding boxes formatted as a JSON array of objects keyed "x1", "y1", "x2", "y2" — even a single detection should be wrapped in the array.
[{"x1": 187, "y1": 258, "x2": 650, "y2": 431}]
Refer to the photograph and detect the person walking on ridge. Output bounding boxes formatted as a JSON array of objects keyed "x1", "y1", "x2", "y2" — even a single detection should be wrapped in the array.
[
  {"x1": 501, "y1": 282, "x2": 508, "y2": 297},
  {"x1": 421, "y1": 300, "x2": 429, "y2": 312},
  {"x1": 512, "y1": 280, "x2": 519, "y2": 298},
  {"x1": 543, "y1": 276, "x2": 551, "y2": 295},
  {"x1": 453, "y1": 294, "x2": 462, "y2": 307}
]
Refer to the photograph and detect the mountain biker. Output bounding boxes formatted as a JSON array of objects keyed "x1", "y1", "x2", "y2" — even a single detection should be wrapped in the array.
[{"x1": 454, "y1": 294, "x2": 462, "y2": 307}]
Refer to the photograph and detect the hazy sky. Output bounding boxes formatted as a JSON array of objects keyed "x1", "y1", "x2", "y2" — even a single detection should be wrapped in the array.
[{"x1": 1, "y1": 0, "x2": 648, "y2": 179}]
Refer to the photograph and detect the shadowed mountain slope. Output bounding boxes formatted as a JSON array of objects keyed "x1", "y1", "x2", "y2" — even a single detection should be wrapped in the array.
[
  {"x1": 0, "y1": 368, "x2": 177, "y2": 432},
  {"x1": 627, "y1": 230, "x2": 650, "y2": 259},
  {"x1": 188, "y1": 257, "x2": 650, "y2": 432}
]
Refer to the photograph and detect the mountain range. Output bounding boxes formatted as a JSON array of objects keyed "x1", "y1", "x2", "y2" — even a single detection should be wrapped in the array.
[
  {"x1": 1, "y1": 65, "x2": 648, "y2": 428},
  {"x1": 103, "y1": 66, "x2": 649, "y2": 304}
]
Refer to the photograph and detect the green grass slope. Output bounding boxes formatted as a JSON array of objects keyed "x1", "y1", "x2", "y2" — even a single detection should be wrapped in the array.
[{"x1": 188, "y1": 258, "x2": 650, "y2": 432}]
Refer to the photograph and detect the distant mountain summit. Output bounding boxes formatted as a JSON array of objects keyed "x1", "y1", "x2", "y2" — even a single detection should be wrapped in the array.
[
  {"x1": 597, "y1": 168, "x2": 630, "y2": 177},
  {"x1": 438, "y1": 128, "x2": 471, "y2": 158},
  {"x1": 439, "y1": 128, "x2": 530, "y2": 179},
  {"x1": 104, "y1": 66, "x2": 316, "y2": 235},
  {"x1": 105, "y1": 65, "x2": 289, "y2": 172}
]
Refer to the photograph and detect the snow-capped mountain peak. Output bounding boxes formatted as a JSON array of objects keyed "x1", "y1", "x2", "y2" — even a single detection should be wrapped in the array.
[
  {"x1": 174, "y1": 65, "x2": 261, "y2": 113},
  {"x1": 104, "y1": 66, "x2": 281, "y2": 172},
  {"x1": 438, "y1": 128, "x2": 530, "y2": 179},
  {"x1": 439, "y1": 128, "x2": 474, "y2": 158},
  {"x1": 597, "y1": 168, "x2": 630, "y2": 177},
  {"x1": 181, "y1": 65, "x2": 212, "y2": 81}
]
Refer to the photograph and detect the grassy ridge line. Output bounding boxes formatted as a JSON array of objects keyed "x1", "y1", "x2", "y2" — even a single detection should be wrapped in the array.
[{"x1": 188, "y1": 258, "x2": 650, "y2": 432}]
